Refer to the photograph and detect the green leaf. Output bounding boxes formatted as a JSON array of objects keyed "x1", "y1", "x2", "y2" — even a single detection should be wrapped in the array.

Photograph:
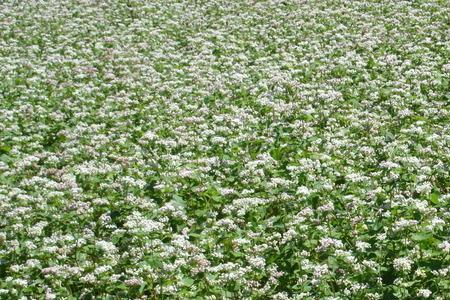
[
  {"x1": 430, "y1": 192, "x2": 440, "y2": 205},
  {"x1": 182, "y1": 276, "x2": 194, "y2": 287},
  {"x1": 171, "y1": 194, "x2": 186, "y2": 209},
  {"x1": 327, "y1": 256, "x2": 339, "y2": 269},
  {"x1": 411, "y1": 232, "x2": 432, "y2": 241},
  {"x1": 0, "y1": 145, "x2": 11, "y2": 154},
  {"x1": 139, "y1": 283, "x2": 146, "y2": 294}
]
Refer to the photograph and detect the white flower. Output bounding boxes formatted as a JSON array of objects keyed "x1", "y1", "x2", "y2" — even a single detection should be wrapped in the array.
[
  {"x1": 393, "y1": 257, "x2": 413, "y2": 272},
  {"x1": 297, "y1": 186, "x2": 311, "y2": 196},
  {"x1": 124, "y1": 212, "x2": 164, "y2": 233},
  {"x1": 438, "y1": 241, "x2": 450, "y2": 253},
  {"x1": 124, "y1": 278, "x2": 144, "y2": 286},
  {"x1": 96, "y1": 241, "x2": 117, "y2": 254},
  {"x1": 417, "y1": 289, "x2": 432, "y2": 298},
  {"x1": 356, "y1": 241, "x2": 371, "y2": 252},
  {"x1": 248, "y1": 256, "x2": 266, "y2": 269},
  {"x1": 317, "y1": 237, "x2": 344, "y2": 252}
]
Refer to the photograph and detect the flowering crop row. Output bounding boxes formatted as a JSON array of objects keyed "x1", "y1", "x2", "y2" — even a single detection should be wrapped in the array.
[{"x1": 1, "y1": 0, "x2": 450, "y2": 299}]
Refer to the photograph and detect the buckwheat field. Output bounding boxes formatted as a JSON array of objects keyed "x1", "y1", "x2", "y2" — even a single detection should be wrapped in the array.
[{"x1": 1, "y1": 0, "x2": 450, "y2": 299}]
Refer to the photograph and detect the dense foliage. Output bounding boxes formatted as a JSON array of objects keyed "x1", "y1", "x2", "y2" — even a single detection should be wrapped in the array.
[{"x1": 1, "y1": 0, "x2": 450, "y2": 299}]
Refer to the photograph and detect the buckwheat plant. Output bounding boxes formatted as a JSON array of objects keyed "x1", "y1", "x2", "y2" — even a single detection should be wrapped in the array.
[{"x1": 1, "y1": 0, "x2": 450, "y2": 299}]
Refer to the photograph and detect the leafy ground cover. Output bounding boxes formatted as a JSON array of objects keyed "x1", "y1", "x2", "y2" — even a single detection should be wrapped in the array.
[{"x1": 1, "y1": 0, "x2": 450, "y2": 299}]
